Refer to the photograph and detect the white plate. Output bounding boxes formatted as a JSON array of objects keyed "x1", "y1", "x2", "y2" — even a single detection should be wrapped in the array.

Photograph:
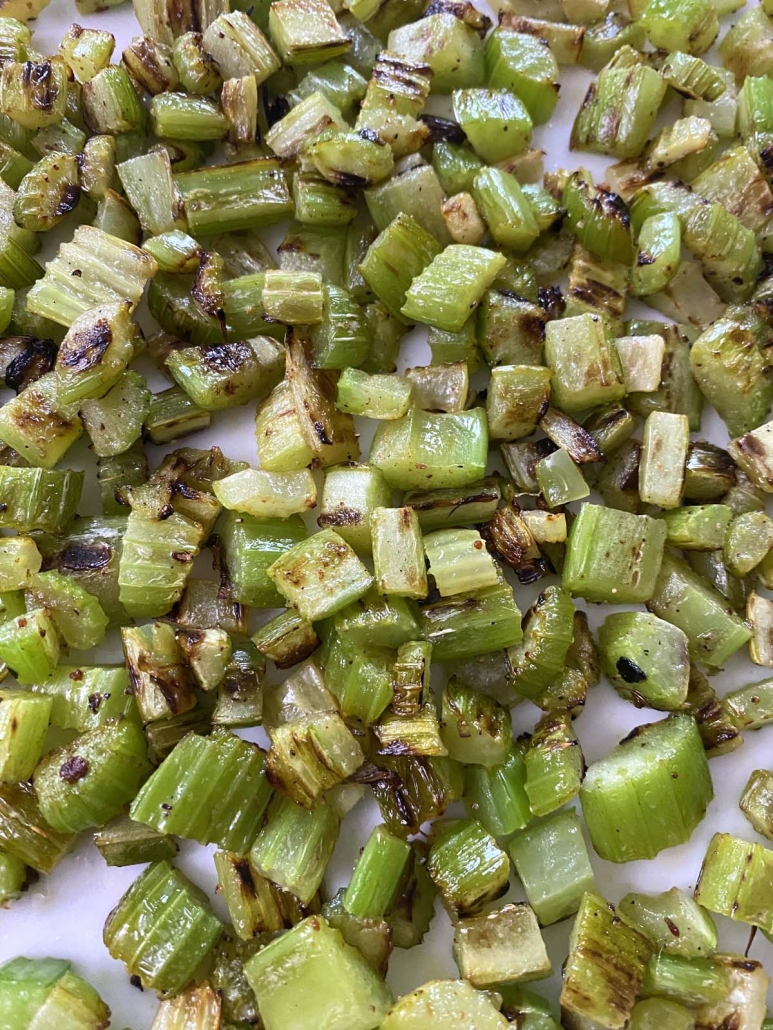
[{"x1": 1, "y1": 2, "x2": 772, "y2": 1026}]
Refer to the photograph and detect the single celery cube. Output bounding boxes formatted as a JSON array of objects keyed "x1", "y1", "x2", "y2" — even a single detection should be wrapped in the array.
[
  {"x1": 380, "y1": 980, "x2": 509, "y2": 1030},
  {"x1": 694, "y1": 832, "x2": 773, "y2": 934},
  {"x1": 598, "y1": 612, "x2": 690, "y2": 711},
  {"x1": 0, "y1": 609, "x2": 60, "y2": 684},
  {"x1": 453, "y1": 88, "x2": 532, "y2": 163},
  {"x1": 618, "y1": 887, "x2": 718, "y2": 958},
  {"x1": 453, "y1": 903, "x2": 551, "y2": 987},
  {"x1": 485, "y1": 365, "x2": 552, "y2": 441},
  {"x1": 268, "y1": 529, "x2": 373, "y2": 621},
  {"x1": 402, "y1": 245, "x2": 506, "y2": 333},
  {"x1": 509, "y1": 809, "x2": 595, "y2": 926},
  {"x1": 269, "y1": 0, "x2": 351, "y2": 65},
  {"x1": 318, "y1": 464, "x2": 391, "y2": 554},
  {"x1": 427, "y1": 818, "x2": 510, "y2": 916},
  {"x1": 371, "y1": 408, "x2": 489, "y2": 490},
  {"x1": 544, "y1": 313, "x2": 625, "y2": 417},
  {"x1": 103, "y1": 860, "x2": 223, "y2": 995},
  {"x1": 563, "y1": 505, "x2": 667, "y2": 604},
  {"x1": 388, "y1": 14, "x2": 485, "y2": 94},
  {"x1": 535, "y1": 449, "x2": 589, "y2": 508},
  {"x1": 424, "y1": 528, "x2": 498, "y2": 597},
  {"x1": 0, "y1": 691, "x2": 52, "y2": 784},
  {"x1": 220, "y1": 511, "x2": 308, "y2": 608},
  {"x1": 485, "y1": 30, "x2": 559, "y2": 125},
  {"x1": 244, "y1": 915, "x2": 393, "y2": 1030},
  {"x1": 472, "y1": 167, "x2": 540, "y2": 252},
  {"x1": 0, "y1": 958, "x2": 110, "y2": 1030},
  {"x1": 580, "y1": 714, "x2": 713, "y2": 862}
]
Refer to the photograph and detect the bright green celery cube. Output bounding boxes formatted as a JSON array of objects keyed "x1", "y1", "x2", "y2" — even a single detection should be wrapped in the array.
[
  {"x1": 563, "y1": 504, "x2": 667, "y2": 604},
  {"x1": 318, "y1": 464, "x2": 391, "y2": 554},
  {"x1": 472, "y1": 167, "x2": 540, "y2": 253},
  {"x1": 0, "y1": 609, "x2": 60, "y2": 684},
  {"x1": 244, "y1": 915, "x2": 393, "y2": 1030},
  {"x1": 268, "y1": 529, "x2": 373, "y2": 621},
  {"x1": 402, "y1": 245, "x2": 506, "y2": 332},
  {"x1": 453, "y1": 88, "x2": 532, "y2": 163},
  {"x1": 509, "y1": 810, "x2": 595, "y2": 926},
  {"x1": 220, "y1": 511, "x2": 307, "y2": 608},
  {"x1": 371, "y1": 407, "x2": 489, "y2": 490},
  {"x1": 485, "y1": 30, "x2": 559, "y2": 125},
  {"x1": 388, "y1": 14, "x2": 485, "y2": 94}
]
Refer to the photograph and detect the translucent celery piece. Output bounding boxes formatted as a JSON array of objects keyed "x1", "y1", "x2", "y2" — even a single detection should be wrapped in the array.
[
  {"x1": 0, "y1": 957, "x2": 110, "y2": 1030},
  {"x1": 580, "y1": 714, "x2": 713, "y2": 862},
  {"x1": 371, "y1": 408, "x2": 489, "y2": 490},
  {"x1": 244, "y1": 915, "x2": 392, "y2": 1030},
  {"x1": 453, "y1": 902, "x2": 551, "y2": 987},
  {"x1": 509, "y1": 809, "x2": 594, "y2": 926},
  {"x1": 740, "y1": 769, "x2": 773, "y2": 841},
  {"x1": 0, "y1": 690, "x2": 51, "y2": 784},
  {"x1": 268, "y1": 529, "x2": 373, "y2": 621},
  {"x1": 618, "y1": 887, "x2": 717, "y2": 958},
  {"x1": 0, "y1": 782, "x2": 73, "y2": 874},
  {"x1": 440, "y1": 680, "x2": 510, "y2": 767},
  {"x1": 427, "y1": 818, "x2": 510, "y2": 917},
  {"x1": 380, "y1": 979, "x2": 508, "y2": 1030},
  {"x1": 598, "y1": 612, "x2": 690, "y2": 711}
]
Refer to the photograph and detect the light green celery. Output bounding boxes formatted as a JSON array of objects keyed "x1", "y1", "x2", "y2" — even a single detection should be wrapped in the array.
[
  {"x1": 268, "y1": 529, "x2": 373, "y2": 621},
  {"x1": 336, "y1": 368, "x2": 413, "y2": 420},
  {"x1": 580, "y1": 714, "x2": 713, "y2": 862},
  {"x1": 0, "y1": 609, "x2": 60, "y2": 684},
  {"x1": 0, "y1": 690, "x2": 51, "y2": 784},
  {"x1": 524, "y1": 712, "x2": 583, "y2": 817},
  {"x1": 371, "y1": 506, "x2": 427, "y2": 600},
  {"x1": 618, "y1": 887, "x2": 717, "y2": 958},
  {"x1": 427, "y1": 818, "x2": 510, "y2": 917},
  {"x1": 440, "y1": 680, "x2": 510, "y2": 767},
  {"x1": 213, "y1": 468, "x2": 316, "y2": 520},
  {"x1": 453, "y1": 88, "x2": 532, "y2": 163},
  {"x1": 453, "y1": 902, "x2": 551, "y2": 987}
]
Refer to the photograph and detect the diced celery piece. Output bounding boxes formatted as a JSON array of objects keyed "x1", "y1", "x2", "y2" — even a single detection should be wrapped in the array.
[
  {"x1": 0, "y1": 609, "x2": 59, "y2": 684},
  {"x1": 618, "y1": 887, "x2": 717, "y2": 958},
  {"x1": 269, "y1": 529, "x2": 373, "y2": 621},
  {"x1": 0, "y1": 690, "x2": 51, "y2": 784},
  {"x1": 453, "y1": 902, "x2": 551, "y2": 987},
  {"x1": 220, "y1": 511, "x2": 307, "y2": 608},
  {"x1": 544, "y1": 313, "x2": 625, "y2": 417},
  {"x1": 453, "y1": 88, "x2": 532, "y2": 163},
  {"x1": 581, "y1": 714, "x2": 713, "y2": 862}
]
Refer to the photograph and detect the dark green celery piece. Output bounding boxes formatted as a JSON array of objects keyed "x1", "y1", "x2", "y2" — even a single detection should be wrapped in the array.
[
  {"x1": 524, "y1": 712, "x2": 583, "y2": 817},
  {"x1": 94, "y1": 813, "x2": 178, "y2": 868},
  {"x1": 486, "y1": 29, "x2": 558, "y2": 125},
  {"x1": 344, "y1": 823, "x2": 411, "y2": 920},
  {"x1": 371, "y1": 407, "x2": 488, "y2": 490},
  {"x1": 463, "y1": 745, "x2": 530, "y2": 840},
  {"x1": 35, "y1": 718, "x2": 151, "y2": 834},
  {"x1": 0, "y1": 691, "x2": 51, "y2": 784},
  {"x1": 509, "y1": 586, "x2": 575, "y2": 701},
  {"x1": 167, "y1": 338, "x2": 283, "y2": 411},
  {"x1": 453, "y1": 902, "x2": 551, "y2": 988},
  {"x1": 359, "y1": 212, "x2": 441, "y2": 322},
  {"x1": 371, "y1": 755, "x2": 463, "y2": 838},
  {"x1": 103, "y1": 860, "x2": 222, "y2": 995},
  {"x1": 640, "y1": 952, "x2": 728, "y2": 1007},
  {"x1": 439, "y1": 680, "x2": 510, "y2": 767},
  {"x1": 598, "y1": 612, "x2": 689, "y2": 711},
  {"x1": 476, "y1": 290, "x2": 546, "y2": 367},
  {"x1": 648, "y1": 552, "x2": 751, "y2": 667},
  {"x1": 175, "y1": 158, "x2": 293, "y2": 235},
  {"x1": 453, "y1": 88, "x2": 532, "y2": 163},
  {"x1": 560, "y1": 891, "x2": 652, "y2": 1029},
  {"x1": 419, "y1": 574, "x2": 523, "y2": 663},
  {"x1": 389, "y1": 12, "x2": 485, "y2": 93},
  {"x1": 631, "y1": 212, "x2": 681, "y2": 298},
  {"x1": 0, "y1": 782, "x2": 73, "y2": 874},
  {"x1": 211, "y1": 932, "x2": 263, "y2": 1027},
  {"x1": 427, "y1": 818, "x2": 510, "y2": 917},
  {"x1": 563, "y1": 504, "x2": 667, "y2": 604},
  {"x1": 250, "y1": 794, "x2": 339, "y2": 904},
  {"x1": 220, "y1": 512, "x2": 307, "y2": 608},
  {"x1": 509, "y1": 809, "x2": 594, "y2": 926},
  {"x1": 740, "y1": 769, "x2": 773, "y2": 841},
  {"x1": 131, "y1": 728, "x2": 272, "y2": 853},
  {"x1": 563, "y1": 173, "x2": 634, "y2": 265},
  {"x1": 580, "y1": 714, "x2": 713, "y2": 863},
  {"x1": 244, "y1": 915, "x2": 392, "y2": 1030},
  {"x1": 0, "y1": 957, "x2": 110, "y2": 1029},
  {"x1": 570, "y1": 49, "x2": 666, "y2": 159},
  {"x1": 618, "y1": 887, "x2": 717, "y2": 958}
]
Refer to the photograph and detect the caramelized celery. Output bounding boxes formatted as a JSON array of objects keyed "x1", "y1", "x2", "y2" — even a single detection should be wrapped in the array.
[
  {"x1": 0, "y1": 781, "x2": 73, "y2": 874},
  {"x1": 428, "y1": 818, "x2": 510, "y2": 917}
]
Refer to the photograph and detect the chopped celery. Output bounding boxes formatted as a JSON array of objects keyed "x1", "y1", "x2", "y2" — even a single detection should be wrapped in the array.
[
  {"x1": 268, "y1": 529, "x2": 373, "y2": 621},
  {"x1": 618, "y1": 887, "x2": 718, "y2": 958},
  {"x1": 740, "y1": 769, "x2": 773, "y2": 841},
  {"x1": 380, "y1": 979, "x2": 508, "y2": 1030},
  {"x1": 453, "y1": 88, "x2": 532, "y2": 163},
  {"x1": 371, "y1": 407, "x2": 488, "y2": 490},
  {"x1": 695, "y1": 832, "x2": 773, "y2": 934},
  {"x1": 427, "y1": 818, "x2": 510, "y2": 917},
  {"x1": 581, "y1": 714, "x2": 713, "y2": 862},
  {"x1": 454, "y1": 903, "x2": 551, "y2": 987}
]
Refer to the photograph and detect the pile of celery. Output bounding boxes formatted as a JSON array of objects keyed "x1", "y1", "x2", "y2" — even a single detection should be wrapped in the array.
[{"x1": 1, "y1": 0, "x2": 773, "y2": 1026}]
